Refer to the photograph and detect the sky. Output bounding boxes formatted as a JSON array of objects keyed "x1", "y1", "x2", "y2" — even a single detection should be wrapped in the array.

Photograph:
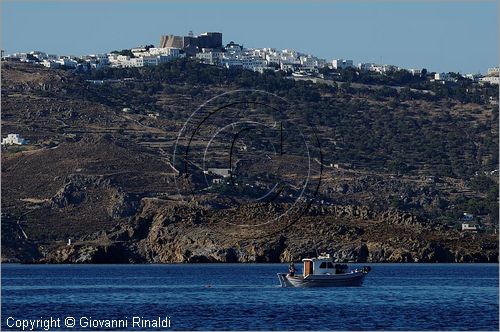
[{"x1": 2, "y1": 1, "x2": 498, "y2": 74}]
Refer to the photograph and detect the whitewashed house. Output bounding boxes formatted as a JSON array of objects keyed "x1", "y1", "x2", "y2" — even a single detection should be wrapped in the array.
[
  {"x1": 221, "y1": 55, "x2": 243, "y2": 69},
  {"x1": 479, "y1": 76, "x2": 499, "y2": 85},
  {"x1": 57, "y1": 57, "x2": 78, "y2": 68},
  {"x1": 265, "y1": 52, "x2": 281, "y2": 66},
  {"x1": 461, "y1": 223, "x2": 478, "y2": 233},
  {"x1": 148, "y1": 47, "x2": 181, "y2": 56},
  {"x1": 196, "y1": 49, "x2": 223, "y2": 65},
  {"x1": 434, "y1": 72, "x2": 447, "y2": 81},
  {"x1": 300, "y1": 55, "x2": 319, "y2": 70},
  {"x1": 1, "y1": 134, "x2": 27, "y2": 145},
  {"x1": 40, "y1": 60, "x2": 60, "y2": 68},
  {"x1": 409, "y1": 68, "x2": 422, "y2": 76}
]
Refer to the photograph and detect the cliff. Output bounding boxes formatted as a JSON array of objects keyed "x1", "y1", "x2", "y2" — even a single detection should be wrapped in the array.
[{"x1": 19, "y1": 199, "x2": 499, "y2": 264}]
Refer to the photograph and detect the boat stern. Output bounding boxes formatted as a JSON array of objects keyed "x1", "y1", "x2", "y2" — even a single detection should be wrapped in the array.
[{"x1": 277, "y1": 273, "x2": 295, "y2": 287}]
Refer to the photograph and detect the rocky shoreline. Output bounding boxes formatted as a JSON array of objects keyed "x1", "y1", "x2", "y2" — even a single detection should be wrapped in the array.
[{"x1": 3, "y1": 201, "x2": 498, "y2": 264}]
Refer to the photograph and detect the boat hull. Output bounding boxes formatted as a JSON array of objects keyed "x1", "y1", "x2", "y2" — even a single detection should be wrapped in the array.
[{"x1": 277, "y1": 271, "x2": 366, "y2": 287}]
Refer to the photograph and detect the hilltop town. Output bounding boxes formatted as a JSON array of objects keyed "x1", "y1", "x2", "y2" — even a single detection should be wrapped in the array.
[{"x1": 3, "y1": 31, "x2": 499, "y2": 86}]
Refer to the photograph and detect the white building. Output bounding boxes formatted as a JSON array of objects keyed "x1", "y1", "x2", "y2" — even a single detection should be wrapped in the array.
[
  {"x1": 378, "y1": 64, "x2": 398, "y2": 73},
  {"x1": 40, "y1": 60, "x2": 60, "y2": 68},
  {"x1": 250, "y1": 48, "x2": 267, "y2": 59},
  {"x1": 478, "y1": 67, "x2": 500, "y2": 85},
  {"x1": 1, "y1": 134, "x2": 27, "y2": 145},
  {"x1": 300, "y1": 55, "x2": 321, "y2": 70},
  {"x1": 220, "y1": 53, "x2": 269, "y2": 72},
  {"x1": 358, "y1": 63, "x2": 399, "y2": 74},
  {"x1": 131, "y1": 47, "x2": 148, "y2": 57},
  {"x1": 434, "y1": 72, "x2": 446, "y2": 81},
  {"x1": 57, "y1": 57, "x2": 78, "y2": 68},
  {"x1": 87, "y1": 55, "x2": 110, "y2": 69},
  {"x1": 479, "y1": 76, "x2": 499, "y2": 85},
  {"x1": 332, "y1": 59, "x2": 354, "y2": 70},
  {"x1": 370, "y1": 64, "x2": 384, "y2": 73},
  {"x1": 240, "y1": 56, "x2": 266, "y2": 70},
  {"x1": 108, "y1": 49, "x2": 183, "y2": 68},
  {"x1": 280, "y1": 51, "x2": 300, "y2": 65},
  {"x1": 409, "y1": 68, "x2": 422, "y2": 76},
  {"x1": 265, "y1": 52, "x2": 281, "y2": 65},
  {"x1": 487, "y1": 67, "x2": 499, "y2": 76},
  {"x1": 107, "y1": 53, "x2": 120, "y2": 64},
  {"x1": 434, "y1": 72, "x2": 455, "y2": 82},
  {"x1": 221, "y1": 55, "x2": 243, "y2": 69},
  {"x1": 148, "y1": 47, "x2": 182, "y2": 57},
  {"x1": 125, "y1": 57, "x2": 143, "y2": 67},
  {"x1": 196, "y1": 49, "x2": 223, "y2": 65},
  {"x1": 461, "y1": 223, "x2": 478, "y2": 232},
  {"x1": 30, "y1": 51, "x2": 48, "y2": 60},
  {"x1": 133, "y1": 47, "x2": 182, "y2": 58}
]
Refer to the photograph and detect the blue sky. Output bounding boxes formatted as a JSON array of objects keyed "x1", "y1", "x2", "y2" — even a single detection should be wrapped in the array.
[{"x1": 2, "y1": 1, "x2": 498, "y2": 73}]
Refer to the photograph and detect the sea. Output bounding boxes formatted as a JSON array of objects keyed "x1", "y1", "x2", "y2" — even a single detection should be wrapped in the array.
[{"x1": 1, "y1": 264, "x2": 498, "y2": 331}]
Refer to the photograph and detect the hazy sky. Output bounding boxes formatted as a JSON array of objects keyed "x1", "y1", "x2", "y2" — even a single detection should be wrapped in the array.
[{"x1": 2, "y1": 1, "x2": 498, "y2": 73}]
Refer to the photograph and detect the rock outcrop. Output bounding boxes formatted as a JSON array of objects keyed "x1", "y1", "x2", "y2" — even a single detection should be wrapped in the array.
[{"x1": 32, "y1": 200, "x2": 498, "y2": 264}]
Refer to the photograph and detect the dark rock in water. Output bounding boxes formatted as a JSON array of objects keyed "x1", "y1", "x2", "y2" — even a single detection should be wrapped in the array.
[{"x1": 357, "y1": 243, "x2": 369, "y2": 263}]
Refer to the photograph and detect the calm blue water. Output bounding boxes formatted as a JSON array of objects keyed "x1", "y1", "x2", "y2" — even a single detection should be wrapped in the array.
[{"x1": 1, "y1": 264, "x2": 498, "y2": 330}]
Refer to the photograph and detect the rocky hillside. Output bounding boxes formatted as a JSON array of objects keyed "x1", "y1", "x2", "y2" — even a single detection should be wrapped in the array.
[{"x1": 1, "y1": 60, "x2": 498, "y2": 263}]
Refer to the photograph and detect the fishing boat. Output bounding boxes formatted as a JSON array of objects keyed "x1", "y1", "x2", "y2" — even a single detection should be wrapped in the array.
[{"x1": 277, "y1": 253, "x2": 371, "y2": 287}]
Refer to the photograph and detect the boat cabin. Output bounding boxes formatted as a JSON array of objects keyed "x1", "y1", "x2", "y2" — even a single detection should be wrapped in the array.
[{"x1": 302, "y1": 253, "x2": 346, "y2": 276}]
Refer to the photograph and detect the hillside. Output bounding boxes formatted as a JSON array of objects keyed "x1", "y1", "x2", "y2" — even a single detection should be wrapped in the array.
[{"x1": 1, "y1": 60, "x2": 498, "y2": 263}]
